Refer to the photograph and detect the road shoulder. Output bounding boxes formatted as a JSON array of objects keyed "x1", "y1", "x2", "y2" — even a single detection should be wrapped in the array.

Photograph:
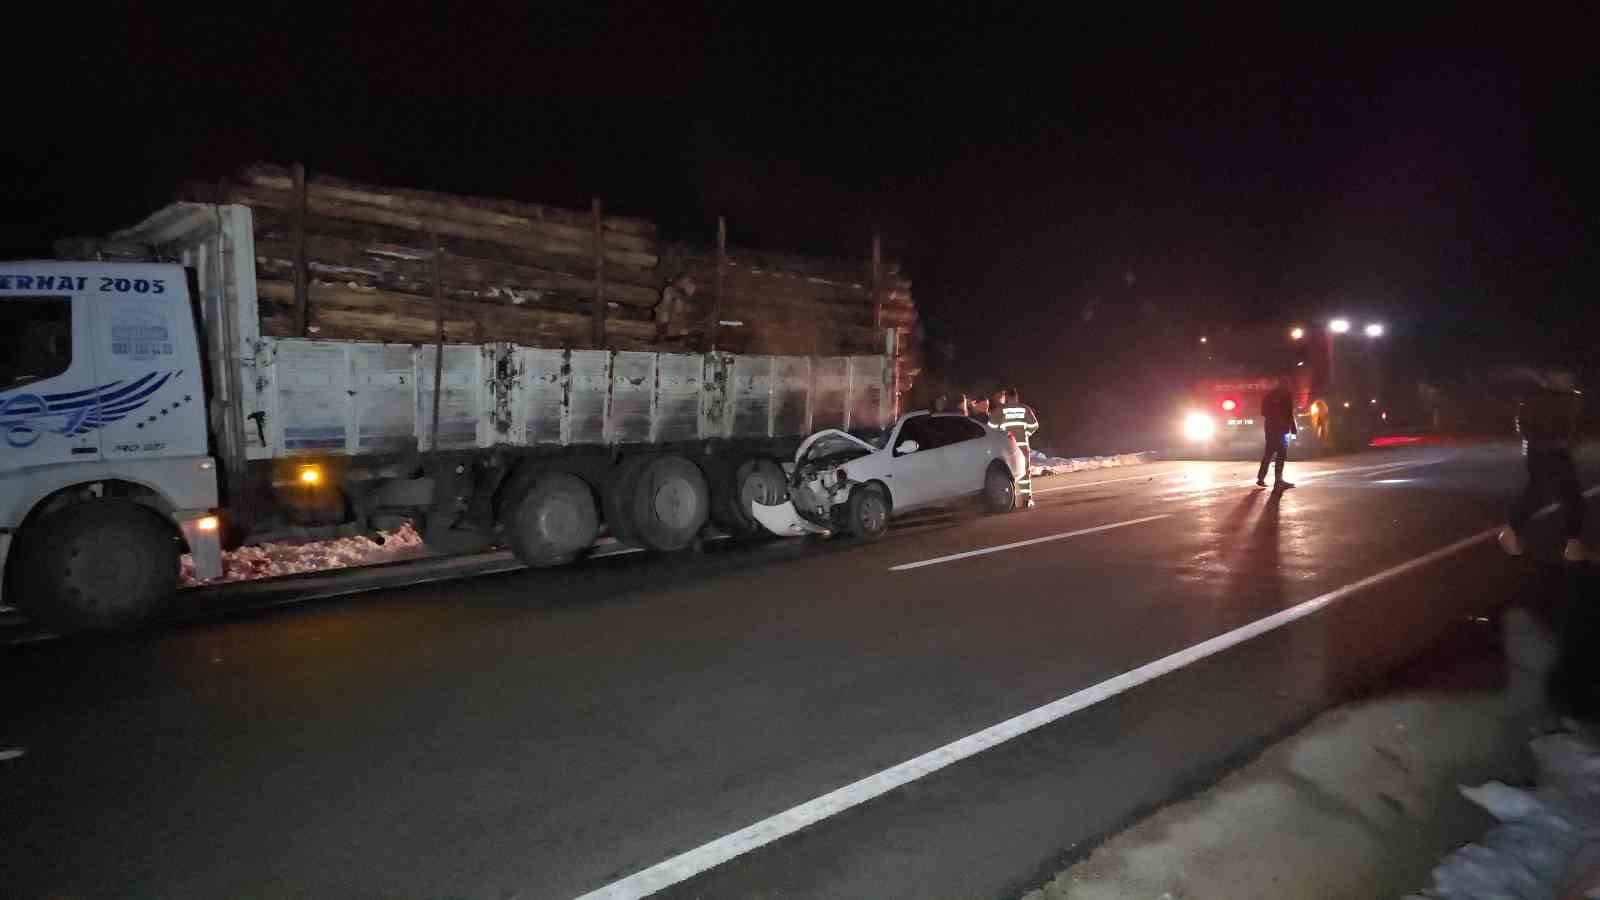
[{"x1": 1020, "y1": 615, "x2": 1541, "y2": 900}]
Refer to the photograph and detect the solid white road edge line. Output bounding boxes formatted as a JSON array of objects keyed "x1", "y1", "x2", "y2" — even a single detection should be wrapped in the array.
[
  {"x1": 574, "y1": 482, "x2": 1600, "y2": 900},
  {"x1": 888, "y1": 514, "x2": 1173, "y2": 572}
]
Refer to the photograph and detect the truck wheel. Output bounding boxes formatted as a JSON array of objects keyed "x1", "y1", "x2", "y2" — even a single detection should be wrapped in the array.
[
  {"x1": 982, "y1": 463, "x2": 1017, "y2": 514},
  {"x1": 506, "y1": 473, "x2": 598, "y2": 568},
  {"x1": 630, "y1": 456, "x2": 710, "y2": 551},
  {"x1": 716, "y1": 458, "x2": 789, "y2": 535},
  {"x1": 847, "y1": 484, "x2": 891, "y2": 541},
  {"x1": 604, "y1": 455, "x2": 653, "y2": 547},
  {"x1": 12, "y1": 501, "x2": 178, "y2": 632}
]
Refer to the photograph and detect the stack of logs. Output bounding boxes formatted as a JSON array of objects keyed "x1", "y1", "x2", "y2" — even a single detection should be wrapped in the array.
[{"x1": 71, "y1": 163, "x2": 922, "y2": 382}]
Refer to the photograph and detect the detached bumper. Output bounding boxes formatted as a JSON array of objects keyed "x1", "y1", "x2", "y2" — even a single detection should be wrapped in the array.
[{"x1": 751, "y1": 500, "x2": 831, "y2": 537}]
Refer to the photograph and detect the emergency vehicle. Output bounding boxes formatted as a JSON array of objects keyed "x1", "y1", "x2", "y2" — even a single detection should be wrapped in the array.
[{"x1": 1179, "y1": 320, "x2": 1386, "y2": 456}]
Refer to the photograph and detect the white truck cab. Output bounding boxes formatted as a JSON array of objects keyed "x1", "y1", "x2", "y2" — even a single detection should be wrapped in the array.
[{"x1": 0, "y1": 261, "x2": 222, "y2": 629}]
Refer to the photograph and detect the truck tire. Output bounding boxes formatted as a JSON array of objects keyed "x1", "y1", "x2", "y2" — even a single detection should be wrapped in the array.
[
  {"x1": 982, "y1": 463, "x2": 1017, "y2": 514},
  {"x1": 506, "y1": 473, "x2": 599, "y2": 568},
  {"x1": 630, "y1": 456, "x2": 710, "y2": 551},
  {"x1": 604, "y1": 455, "x2": 653, "y2": 547},
  {"x1": 846, "y1": 484, "x2": 891, "y2": 541},
  {"x1": 12, "y1": 500, "x2": 178, "y2": 632},
  {"x1": 714, "y1": 458, "x2": 788, "y2": 535}
]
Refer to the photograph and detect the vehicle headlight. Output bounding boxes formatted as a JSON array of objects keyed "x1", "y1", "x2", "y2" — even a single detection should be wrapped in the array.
[{"x1": 1182, "y1": 412, "x2": 1216, "y2": 441}]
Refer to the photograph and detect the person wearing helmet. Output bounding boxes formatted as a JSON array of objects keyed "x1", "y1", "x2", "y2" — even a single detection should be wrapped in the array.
[{"x1": 1499, "y1": 370, "x2": 1591, "y2": 563}]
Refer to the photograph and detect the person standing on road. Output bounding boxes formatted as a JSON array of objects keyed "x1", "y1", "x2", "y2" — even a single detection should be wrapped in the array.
[
  {"x1": 996, "y1": 388, "x2": 1041, "y2": 507},
  {"x1": 1499, "y1": 371, "x2": 1592, "y2": 563},
  {"x1": 1256, "y1": 376, "x2": 1297, "y2": 489}
]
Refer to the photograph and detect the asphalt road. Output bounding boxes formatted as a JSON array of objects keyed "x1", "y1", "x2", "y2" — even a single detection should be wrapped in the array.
[{"x1": 1, "y1": 441, "x2": 1594, "y2": 899}]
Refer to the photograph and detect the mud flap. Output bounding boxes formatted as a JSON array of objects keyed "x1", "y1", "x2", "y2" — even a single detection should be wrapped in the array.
[{"x1": 751, "y1": 499, "x2": 831, "y2": 537}]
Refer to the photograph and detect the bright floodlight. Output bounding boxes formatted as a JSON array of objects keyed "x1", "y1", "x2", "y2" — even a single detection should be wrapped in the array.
[
  {"x1": 1289, "y1": 326, "x2": 1305, "y2": 340},
  {"x1": 1183, "y1": 412, "x2": 1216, "y2": 442},
  {"x1": 1364, "y1": 322, "x2": 1384, "y2": 337},
  {"x1": 1329, "y1": 318, "x2": 1351, "y2": 334}
]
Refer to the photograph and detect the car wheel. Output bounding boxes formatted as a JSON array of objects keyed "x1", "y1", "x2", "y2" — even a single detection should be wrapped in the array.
[
  {"x1": 982, "y1": 464, "x2": 1016, "y2": 514},
  {"x1": 846, "y1": 484, "x2": 890, "y2": 541}
]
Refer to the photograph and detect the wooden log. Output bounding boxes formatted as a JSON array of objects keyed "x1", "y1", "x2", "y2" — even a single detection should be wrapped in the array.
[
  {"x1": 255, "y1": 279, "x2": 656, "y2": 347},
  {"x1": 663, "y1": 242, "x2": 902, "y2": 288},
  {"x1": 227, "y1": 184, "x2": 660, "y2": 270},
  {"x1": 679, "y1": 258, "x2": 915, "y2": 311},
  {"x1": 254, "y1": 234, "x2": 660, "y2": 308},
  {"x1": 253, "y1": 253, "x2": 656, "y2": 323},
  {"x1": 242, "y1": 163, "x2": 657, "y2": 239},
  {"x1": 251, "y1": 209, "x2": 664, "y2": 292},
  {"x1": 244, "y1": 168, "x2": 659, "y2": 256}
]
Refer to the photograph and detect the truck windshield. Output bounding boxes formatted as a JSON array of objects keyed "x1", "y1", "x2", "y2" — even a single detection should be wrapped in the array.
[{"x1": 0, "y1": 296, "x2": 72, "y2": 388}]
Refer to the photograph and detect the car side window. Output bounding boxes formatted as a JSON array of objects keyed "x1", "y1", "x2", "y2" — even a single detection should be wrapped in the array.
[
  {"x1": 895, "y1": 416, "x2": 943, "y2": 454},
  {"x1": 931, "y1": 416, "x2": 986, "y2": 445}
]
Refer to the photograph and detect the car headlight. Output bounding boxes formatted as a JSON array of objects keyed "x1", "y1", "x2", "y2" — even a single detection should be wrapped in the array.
[{"x1": 1182, "y1": 412, "x2": 1216, "y2": 441}]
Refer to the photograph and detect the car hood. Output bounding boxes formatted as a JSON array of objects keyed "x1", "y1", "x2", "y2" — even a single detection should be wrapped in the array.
[{"x1": 794, "y1": 429, "x2": 877, "y2": 466}]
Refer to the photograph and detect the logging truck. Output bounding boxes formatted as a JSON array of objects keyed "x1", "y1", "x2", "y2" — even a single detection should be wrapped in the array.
[{"x1": 0, "y1": 167, "x2": 915, "y2": 630}]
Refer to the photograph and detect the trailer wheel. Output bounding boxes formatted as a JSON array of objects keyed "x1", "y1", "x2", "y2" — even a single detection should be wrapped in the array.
[
  {"x1": 12, "y1": 500, "x2": 178, "y2": 632},
  {"x1": 846, "y1": 484, "x2": 891, "y2": 541},
  {"x1": 506, "y1": 473, "x2": 599, "y2": 568},
  {"x1": 982, "y1": 463, "x2": 1017, "y2": 514},
  {"x1": 716, "y1": 458, "x2": 788, "y2": 535},
  {"x1": 604, "y1": 455, "x2": 654, "y2": 547},
  {"x1": 630, "y1": 456, "x2": 710, "y2": 551}
]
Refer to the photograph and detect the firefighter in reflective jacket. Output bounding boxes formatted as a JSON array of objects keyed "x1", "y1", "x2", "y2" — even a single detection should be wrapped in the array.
[{"x1": 995, "y1": 388, "x2": 1040, "y2": 507}]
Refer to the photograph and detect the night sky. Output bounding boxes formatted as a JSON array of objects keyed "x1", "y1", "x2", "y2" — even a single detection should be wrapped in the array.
[{"x1": 6, "y1": 4, "x2": 1595, "y2": 449}]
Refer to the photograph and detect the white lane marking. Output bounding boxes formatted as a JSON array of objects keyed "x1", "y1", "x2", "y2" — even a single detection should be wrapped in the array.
[
  {"x1": 0, "y1": 748, "x2": 25, "y2": 762},
  {"x1": 1034, "y1": 471, "x2": 1183, "y2": 494},
  {"x1": 888, "y1": 514, "x2": 1173, "y2": 572},
  {"x1": 574, "y1": 482, "x2": 1600, "y2": 900},
  {"x1": 1160, "y1": 456, "x2": 1455, "y2": 498}
]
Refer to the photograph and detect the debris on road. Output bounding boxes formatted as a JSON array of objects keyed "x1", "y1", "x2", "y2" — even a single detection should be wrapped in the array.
[{"x1": 179, "y1": 524, "x2": 428, "y2": 586}]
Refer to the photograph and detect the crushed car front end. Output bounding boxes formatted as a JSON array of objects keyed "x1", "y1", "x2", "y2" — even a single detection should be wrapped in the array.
[{"x1": 750, "y1": 429, "x2": 881, "y2": 535}]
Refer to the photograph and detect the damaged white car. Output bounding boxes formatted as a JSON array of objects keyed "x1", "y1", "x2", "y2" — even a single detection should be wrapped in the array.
[{"x1": 752, "y1": 411, "x2": 1028, "y2": 540}]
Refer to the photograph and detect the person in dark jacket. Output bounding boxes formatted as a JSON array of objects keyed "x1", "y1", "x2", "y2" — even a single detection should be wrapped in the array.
[
  {"x1": 968, "y1": 395, "x2": 991, "y2": 426},
  {"x1": 1500, "y1": 371, "x2": 1591, "y2": 563},
  {"x1": 1256, "y1": 376, "x2": 1298, "y2": 489}
]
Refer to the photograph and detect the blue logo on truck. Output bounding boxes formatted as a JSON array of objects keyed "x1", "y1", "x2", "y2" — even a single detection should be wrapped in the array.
[{"x1": 0, "y1": 371, "x2": 176, "y2": 448}]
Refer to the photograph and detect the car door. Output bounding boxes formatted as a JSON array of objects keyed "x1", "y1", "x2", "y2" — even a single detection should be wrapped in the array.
[
  {"x1": 929, "y1": 415, "x2": 994, "y2": 494},
  {"x1": 884, "y1": 414, "x2": 948, "y2": 510}
]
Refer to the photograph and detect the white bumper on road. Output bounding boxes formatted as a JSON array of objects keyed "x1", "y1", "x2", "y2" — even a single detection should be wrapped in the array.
[{"x1": 751, "y1": 500, "x2": 831, "y2": 537}]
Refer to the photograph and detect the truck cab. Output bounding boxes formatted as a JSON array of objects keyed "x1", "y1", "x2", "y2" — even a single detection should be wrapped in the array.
[{"x1": 0, "y1": 261, "x2": 222, "y2": 630}]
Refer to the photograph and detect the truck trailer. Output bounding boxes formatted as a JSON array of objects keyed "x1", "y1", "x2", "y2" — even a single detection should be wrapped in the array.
[{"x1": 1, "y1": 168, "x2": 915, "y2": 630}]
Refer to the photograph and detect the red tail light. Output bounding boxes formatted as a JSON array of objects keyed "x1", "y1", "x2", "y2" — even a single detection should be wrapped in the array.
[{"x1": 1221, "y1": 398, "x2": 1238, "y2": 412}]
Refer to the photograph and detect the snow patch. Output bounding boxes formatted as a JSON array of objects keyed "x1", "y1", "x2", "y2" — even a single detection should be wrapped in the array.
[
  {"x1": 179, "y1": 523, "x2": 429, "y2": 586},
  {"x1": 1031, "y1": 450, "x2": 1156, "y2": 478}
]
